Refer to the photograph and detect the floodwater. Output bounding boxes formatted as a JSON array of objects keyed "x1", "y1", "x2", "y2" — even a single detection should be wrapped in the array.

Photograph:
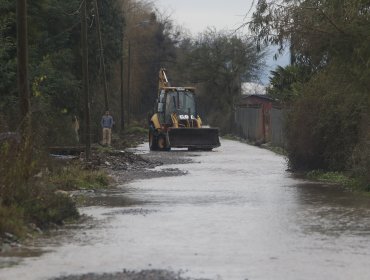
[{"x1": 1, "y1": 139, "x2": 370, "y2": 280}]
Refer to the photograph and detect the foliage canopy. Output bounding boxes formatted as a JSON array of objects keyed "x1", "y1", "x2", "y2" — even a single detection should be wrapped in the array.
[{"x1": 251, "y1": 0, "x2": 370, "y2": 183}]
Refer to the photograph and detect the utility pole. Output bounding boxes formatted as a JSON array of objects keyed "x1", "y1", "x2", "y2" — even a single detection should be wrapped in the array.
[
  {"x1": 126, "y1": 40, "x2": 131, "y2": 126},
  {"x1": 93, "y1": 0, "x2": 109, "y2": 111},
  {"x1": 16, "y1": 0, "x2": 31, "y2": 135},
  {"x1": 120, "y1": 49, "x2": 125, "y2": 132},
  {"x1": 81, "y1": 0, "x2": 91, "y2": 160}
]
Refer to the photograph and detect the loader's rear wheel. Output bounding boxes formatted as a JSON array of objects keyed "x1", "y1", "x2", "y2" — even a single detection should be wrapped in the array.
[{"x1": 149, "y1": 131, "x2": 158, "y2": 151}]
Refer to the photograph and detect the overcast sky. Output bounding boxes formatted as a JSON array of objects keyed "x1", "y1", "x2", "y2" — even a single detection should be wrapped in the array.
[
  {"x1": 154, "y1": 0, "x2": 255, "y2": 35},
  {"x1": 153, "y1": 0, "x2": 290, "y2": 84}
]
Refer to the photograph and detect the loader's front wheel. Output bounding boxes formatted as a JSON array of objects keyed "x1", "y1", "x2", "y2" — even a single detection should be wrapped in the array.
[
  {"x1": 149, "y1": 130, "x2": 158, "y2": 151},
  {"x1": 156, "y1": 135, "x2": 170, "y2": 151},
  {"x1": 157, "y1": 135, "x2": 166, "y2": 151}
]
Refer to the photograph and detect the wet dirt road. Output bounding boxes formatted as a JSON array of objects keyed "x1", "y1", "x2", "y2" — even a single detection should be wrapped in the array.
[{"x1": 2, "y1": 139, "x2": 370, "y2": 280}]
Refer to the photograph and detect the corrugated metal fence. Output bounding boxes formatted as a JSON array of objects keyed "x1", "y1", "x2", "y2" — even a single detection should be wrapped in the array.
[
  {"x1": 270, "y1": 107, "x2": 285, "y2": 148},
  {"x1": 235, "y1": 105, "x2": 263, "y2": 142},
  {"x1": 234, "y1": 105, "x2": 285, "y2": 148}
]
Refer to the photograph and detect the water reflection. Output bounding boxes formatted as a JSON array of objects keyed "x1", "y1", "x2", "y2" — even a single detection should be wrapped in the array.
[{"x1": 292, "y1": 183, "x2": 370, "y2": 236}]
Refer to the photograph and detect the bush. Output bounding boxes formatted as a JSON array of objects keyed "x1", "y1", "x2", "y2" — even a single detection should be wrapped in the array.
[
  {"x1": 23, "y1": 188, "x2": 79, "y2": 228},
  {"x1": 351, "y1": 117, "x2": 370, "y2": 190},
  {"x1": 0, "y1": 138, "x2": 80, "y2": 237},
  {"x1": 286, "y1": 64, "x2": 366, "y2": 171},
  {"x1": 0, "y1": 204, "x2": 25, "y2": 238}
]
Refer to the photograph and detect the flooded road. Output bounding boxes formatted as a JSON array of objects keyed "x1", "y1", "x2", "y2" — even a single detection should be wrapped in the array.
[{"x1": 2, "y1": 139, "x2": 370, "y2": 280}]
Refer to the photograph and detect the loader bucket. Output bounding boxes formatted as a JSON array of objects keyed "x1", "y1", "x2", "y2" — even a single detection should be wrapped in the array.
[{"x1": 168, "y1": 128, "x2": 220, "y2": 149}]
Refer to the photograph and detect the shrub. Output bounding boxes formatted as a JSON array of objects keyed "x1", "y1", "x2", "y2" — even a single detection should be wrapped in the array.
[
  {"x1": 0, "y1": 204, "x2": 25, "y2": 238},
  {"x1": 0, "y1": 138, "x2": 80, "y2": 237},
  {"x1": 23, "y1": 187, "x2": 79, "y2": 228},
  {"x1": 351, "y1": 116, "x2": 370, "y2": 190},
  {"x1": 286, "y1": 64, "x2": 366, "y2": 171}
]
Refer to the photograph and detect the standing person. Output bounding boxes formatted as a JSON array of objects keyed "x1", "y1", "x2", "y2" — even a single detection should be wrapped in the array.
[{"x1": 101, "y1": 110, "x2": 114, "y2": 146}]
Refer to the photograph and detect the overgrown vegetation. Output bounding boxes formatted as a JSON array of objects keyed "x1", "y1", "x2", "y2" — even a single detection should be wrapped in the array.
[
  {"x1": 305, "y1": 170, "x2": 370, "y2": 192},
  {"x1": 0, "y1": 137, "x2": 114, "y2": 239},
  {"x1": 0, "y1": 139, "x2": 79, "y2": 239},
  {"x1": 306, "y1": 170, "x2": 353, "y2": 186},
  {"x1": 250, "y1": 0, "x2": 370, "y2": 189}
]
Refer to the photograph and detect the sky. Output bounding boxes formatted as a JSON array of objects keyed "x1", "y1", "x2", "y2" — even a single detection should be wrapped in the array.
[
  {"x1": 154, "y1": 0, "x2": 255, "y2": 35},
  {"x1": 154, "y1": 0, "x2": 290, "y2": 84}
]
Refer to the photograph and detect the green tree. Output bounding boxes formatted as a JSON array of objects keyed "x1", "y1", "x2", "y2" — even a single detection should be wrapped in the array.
[
  {"x1": 250, "y1": 0, "x2": 370, "y2": 180},
  {"x1": 0, "y1": 0, "x2": 129, "y2": 144},
  {"x1": 170, "y1": 29, "x2": 265, "y2": 133},
  {"x1": 0, "y1": 0, "x2": 18, "y2": 128},
  {"x1": 268, "y1": 65, "x2": 311, "y2": 103}
]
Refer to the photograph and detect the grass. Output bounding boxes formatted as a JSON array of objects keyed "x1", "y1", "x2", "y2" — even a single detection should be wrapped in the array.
[
  {"x1": 124, "y1": 125, "x2": 147, "y2": 134},
  {"x1": 47, "y1": 163, "x2": 112, "y2": 191},
  {"x1": 305, "y1": 170, "x2": 370, "y2": 192},
  {"x1": 306, "y1": 170, "x2": 351, "y2": 184}
]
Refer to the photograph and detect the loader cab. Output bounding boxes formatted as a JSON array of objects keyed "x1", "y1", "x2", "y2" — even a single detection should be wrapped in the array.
[{"x1": 157, "y1": 87, "x2": 197, "y2": 124}]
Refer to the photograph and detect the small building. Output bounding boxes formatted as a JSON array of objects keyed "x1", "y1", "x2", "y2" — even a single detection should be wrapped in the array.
[
  {"x1": 235, "y1": 94, "x2": 275, "y2": 144},
  {"x1": 235, "y1": 83, "x2": 285, "y2": 147}
]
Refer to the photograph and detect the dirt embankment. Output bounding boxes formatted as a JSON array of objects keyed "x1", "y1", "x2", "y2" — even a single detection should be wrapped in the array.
[{"x1": 87, "y1": 128, "x2": 195, "y2": 185}]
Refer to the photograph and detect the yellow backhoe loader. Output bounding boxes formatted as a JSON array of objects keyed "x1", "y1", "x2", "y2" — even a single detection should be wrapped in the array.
[{"x1": 148, "y1": 68, "x2": 220, "y2": 151}]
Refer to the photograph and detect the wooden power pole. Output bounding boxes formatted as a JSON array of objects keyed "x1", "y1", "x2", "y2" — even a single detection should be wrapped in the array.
[
  {"x1": 93, "y1": 0, "x2": 109, "y2": 111},
  {"x1": 120, "y1": 52, "x2": 125, "y2": 131},
  {"x1": 81, "y1": 0, "x2": 91, "y2": 160},
  {"x1": 126, "y1": 40, "x2": 131, "y2": 126},
  {"x1": 16, "y1": 0, "x2": 31, "y2": 135}
]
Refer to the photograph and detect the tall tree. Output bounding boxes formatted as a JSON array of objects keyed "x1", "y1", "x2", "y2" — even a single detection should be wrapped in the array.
[
  {"x1": 16, "y1": 0, "x2": 30, "y2": 134},
  {"x1": 250, "y1": 0, "x2": 370, "y2": 175},
  {"x1": 170, "y1": 29, "x2": 265, "y2": 132},
  {"x1": 268, "y1": 65, "x2": 312, "y2": 104}
]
